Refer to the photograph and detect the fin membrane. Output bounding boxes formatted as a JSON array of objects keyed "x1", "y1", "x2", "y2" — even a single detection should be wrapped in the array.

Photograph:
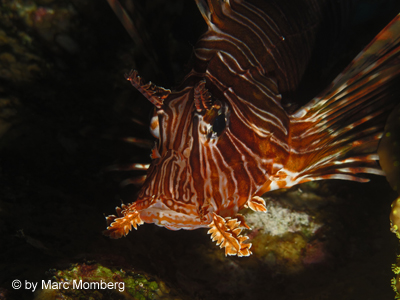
[{"x1": 287, "y1": 14, "x2": 400, "y2": 184}]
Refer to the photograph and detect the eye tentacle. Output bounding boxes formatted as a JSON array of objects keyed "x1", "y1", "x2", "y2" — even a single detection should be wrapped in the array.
[
  {"x1": 194, "y1": 79, "x2": 213, "y2": 112},
  {"x1": 125, "y1": 70, "x2": 170, "y2": 108}
]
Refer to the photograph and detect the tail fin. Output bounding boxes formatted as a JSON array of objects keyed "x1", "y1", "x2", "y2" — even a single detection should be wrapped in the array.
[{"x1": 286, "y1": 14, "x2": 400, "y2": 185}]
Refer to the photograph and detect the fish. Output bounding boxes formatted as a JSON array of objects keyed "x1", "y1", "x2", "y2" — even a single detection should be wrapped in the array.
[{"x1": 104, "y1": 0, "x2": 400, "y2": 257}]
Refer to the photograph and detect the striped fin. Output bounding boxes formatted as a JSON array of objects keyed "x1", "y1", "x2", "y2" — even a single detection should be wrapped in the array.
[
  {"x1": 120, "y1": 175, "x2": 147, "y2": 187},
  {"x1": 194, "y1": 0, "x2": 330, "y2": 100},
  {"x1": 106, "y1": 0, "x2": 158, "y2": 71},
  {"x1": 195, "y1": 0, "x2": 212, "y2": 28},
  {"x1": 286, "y1": 14, "x2": 400, "y2": 185},
  {"x1": 247, "y1": 196, "x2": 267, "y2": 212},
  {"x1": 195, "y1": 0, "x2": 353, "y2": 102},
  {"x1": 121, "y1": 136, "x2": 154, "y2": 148},
  {"x1": 105, "y1": 163, "x2": 150, "y2": 172}
]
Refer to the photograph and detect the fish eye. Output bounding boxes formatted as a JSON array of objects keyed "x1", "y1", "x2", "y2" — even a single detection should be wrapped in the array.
[
  {"x1": 212, "y1": 113, "x2": 226, "y2": 137},
  {"x1": 198, "y1": 100, "x2": 229, "y2": 140}
]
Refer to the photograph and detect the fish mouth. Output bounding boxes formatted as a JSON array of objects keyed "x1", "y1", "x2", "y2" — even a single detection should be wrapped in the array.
[{"x1": 138, "y1": 197, "x2": 209, "y2": 230}]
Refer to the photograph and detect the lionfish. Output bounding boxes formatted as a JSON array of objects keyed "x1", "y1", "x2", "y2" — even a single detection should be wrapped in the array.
[{"x1": 104, "y1": 0, "x2": 400, "y2": 257}]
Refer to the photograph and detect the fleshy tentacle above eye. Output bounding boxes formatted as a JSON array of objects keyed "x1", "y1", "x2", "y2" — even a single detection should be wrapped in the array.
[
  {"x1": 125, "y1": 70, "x2": 171, "y2": 108},
  {"x1": 194, "y1": 79, "x2": 213, "y2": 112}
]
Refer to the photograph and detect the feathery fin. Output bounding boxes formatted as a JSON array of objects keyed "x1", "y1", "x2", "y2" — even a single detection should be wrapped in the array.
[
  {"x1": 103, "y1": 203, "x2": 144, "y2": 239},
  {"x1": 286, "y1": 14, "x2": 400, "y2": 185},
  {"x1": 248, "y1": 196, "x2": 268, "y2": 212},
  {"x1": 207, "y1": 213, "x2": 252, "y2": 257}
]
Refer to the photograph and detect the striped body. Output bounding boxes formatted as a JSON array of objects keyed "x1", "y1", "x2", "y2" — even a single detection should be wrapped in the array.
[{"x1": 105, "y1": 0, "x2": 400, "y2": 256}]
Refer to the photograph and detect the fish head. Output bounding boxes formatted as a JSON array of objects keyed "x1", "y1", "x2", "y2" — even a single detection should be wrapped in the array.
[
  {"x1": 105, "y1": 72, "x2": 281, "y2": 239},
  {"x1": 129, "y1": 74, "x2": 271, "y2": 231}
]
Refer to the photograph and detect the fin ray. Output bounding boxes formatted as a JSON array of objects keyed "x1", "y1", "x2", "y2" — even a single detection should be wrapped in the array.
[{"x1": 287, "y1": 14, "x2": 400, "y2": 184}]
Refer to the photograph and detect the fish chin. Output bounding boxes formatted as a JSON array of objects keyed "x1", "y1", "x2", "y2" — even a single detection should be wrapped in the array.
[{"x1": 139, "y1": 200, "x2": 209, "y2": 230}]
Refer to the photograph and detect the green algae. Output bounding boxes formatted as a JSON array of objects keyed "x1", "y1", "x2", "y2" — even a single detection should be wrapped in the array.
[{"x1": 35, "y1": 262, "x2": 170, "y2": 300}]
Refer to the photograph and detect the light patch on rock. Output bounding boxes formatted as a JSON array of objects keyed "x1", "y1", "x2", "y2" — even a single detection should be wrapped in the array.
[{"x1": 245, "y1": 198, "x2": 322, "y2": 236}]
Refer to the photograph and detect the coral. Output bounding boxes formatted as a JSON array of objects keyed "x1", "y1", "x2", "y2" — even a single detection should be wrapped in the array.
[
  {"x1": 390, "y1": 197, "x2": 400, "y2": 298},
  {"x1": 0, "y1": 97, "x2": 20, "y2": 140},
  {"x1": 390, "y1": 197, "x2": 400, "y2": 239},
  {"x1": 0, "y1": 28, "x2": 44, "y2": 82},
  {"x1": 34, "y1": 262, "x2": 174, "y2": 300},
  {"x1": 245, "y1": 197, "x2": 322, "y2": 237},
  {"x1": 378, "y1": 104, "x2": 400, "y2": 192},
  {"x1": 239, "y1": 183, "x2": 333, "y2": 274},
  {"x1": 6, "y1": 0, "x2": 79, "y2": 52},
  {"x1": 392, "y1": 257, "x2": 400, "y2": 299},
  {"x1": 0, "y1": 0, "x2": 88, "y2": 84}
]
